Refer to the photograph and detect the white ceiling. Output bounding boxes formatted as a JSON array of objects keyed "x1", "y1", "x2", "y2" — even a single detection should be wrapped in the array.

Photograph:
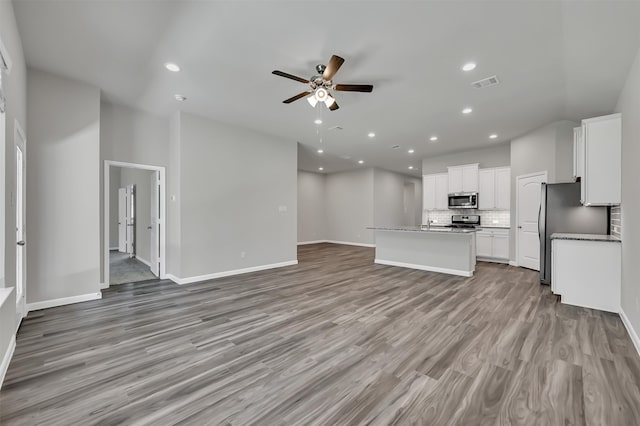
[{"x1": 13, "y1": 1, "x2": 640, "y2": 177}]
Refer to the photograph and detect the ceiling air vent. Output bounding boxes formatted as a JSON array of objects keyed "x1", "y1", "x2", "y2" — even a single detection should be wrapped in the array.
[
  {"x1": 471, "y1": 75, "x2": 500, "y2": 89},
  {"x1": 328, "y1": 125, "x2": 343, "y2": 131},
  {"x1": 391, "y1": 145, "x2": 400, "y2": 149}
]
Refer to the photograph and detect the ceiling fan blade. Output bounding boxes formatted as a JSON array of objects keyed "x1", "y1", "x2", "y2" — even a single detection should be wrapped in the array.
[
  {"x1": 283, "y1": 91, "x2": 312, "y2": 104},
  {"x1": 334, "y1": 84, "x2": 374, "y2": 93},
  {"x1": 329, "y1": 101, "x2": 339, "y2": 111},
  {"x1": 272, "y1": 70, "x2": 310, "y2": 84},
  {"x1": 323, "y1": 55, "x2": 345, "y2": 80}
]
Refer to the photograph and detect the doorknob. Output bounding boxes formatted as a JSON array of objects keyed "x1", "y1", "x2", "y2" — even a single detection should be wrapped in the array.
[
  {"x1": 147, "y1": 226, "x2": 152, "y2": 230},
  {"x1": 517, "y1": 226, "x2": 522, "y2": 229},
  {"x1": 17, "y1": 240, "x2": 25, "y2": 246}
]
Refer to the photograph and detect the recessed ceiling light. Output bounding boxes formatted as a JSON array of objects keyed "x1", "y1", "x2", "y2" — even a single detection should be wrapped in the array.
[
  {"x1": 429, "y1": 136, "x2": 438, "y2": 142},
  {"x1": 358, "y1": 160, "x2": 364, "y2": 164},
  {"x1": 318, "y1": 167, "x2": 324, "y2": 171},
  {"x1": 314, "y1": 119, "x2": 322, "y2": 125},
  {"x1": 462, "y1": 107, "x2": 473, "y2": 114},
  {"x1": 408, "y1": 149, "x2": 415, "y2": 154},
  {"x1": 368, "y1": 132, "x2": 375, "y2": 138},
  {"x1": 317, "y1": 149, "x2": 324, "y2": 154},
  {"x1": 408, "y1": 166, "x2": 414, "y2": 170},
  {"x1": 174, "y1": 94, "x2": 187, "y2": 101},
  {"x1": 462, "y1": 62, "x2": 476, "y2": 72},
  {"x1": 164, "y1": 62, "x2": 181, "y2": 72},
  {"x1": 489, "y1": 134, "x2": 498, "y2": 139}
]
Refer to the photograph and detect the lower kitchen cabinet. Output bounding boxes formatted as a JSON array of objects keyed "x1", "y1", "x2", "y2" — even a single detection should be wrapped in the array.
[
  {"x1": 551, "y1": 238, "x2": 620, "y2": 313},
  {"x1": 475, "y1": 228, "x2": 510, "y2": 263}
]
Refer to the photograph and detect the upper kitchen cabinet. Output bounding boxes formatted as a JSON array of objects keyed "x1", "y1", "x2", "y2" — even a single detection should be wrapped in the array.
[
  {"x1": 572, "y1": 126, "x2": 584, "y2": 181},
  {"x1": 580, "y1": 113, "x2": 621, "y2": 206},
  {"x1": 448, "y1": 163, "x2": 479, "y2": 193},
  {"x1": 423, "y1": 173, "x2": 448, "y2": 210},
  {"x1": 478, "y1": 167, "x2": 510, "y2": 210}
]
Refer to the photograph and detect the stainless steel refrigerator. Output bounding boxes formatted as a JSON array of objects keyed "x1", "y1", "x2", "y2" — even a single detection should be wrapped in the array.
[{"x1": 539, "y1": 182, "x2": 609, "y2": 285}]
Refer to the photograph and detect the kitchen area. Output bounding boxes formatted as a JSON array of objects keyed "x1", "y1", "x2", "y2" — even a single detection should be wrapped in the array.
[{"x1": 371, "y1": 112, "x2": 623, "y2": 315}]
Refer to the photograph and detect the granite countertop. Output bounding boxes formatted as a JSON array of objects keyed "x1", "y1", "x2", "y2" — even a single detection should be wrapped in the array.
[
  {"x1": 477, "y1": 226, "x2": 511, "y2": 229},
  {"x1": 368, "y1": 226, "x2": 475, "y2": 234},
  {"x1": 425, "y1": 224, "x2": 510, "y2": 229},
  {"x1": 551, "y1": 233, "x2": 621, "y2": 243}
]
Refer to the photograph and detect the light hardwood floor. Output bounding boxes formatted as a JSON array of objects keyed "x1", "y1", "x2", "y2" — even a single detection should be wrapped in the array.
[{"x1": 1, "y1": 243, "x2": 639, "y2": 425}]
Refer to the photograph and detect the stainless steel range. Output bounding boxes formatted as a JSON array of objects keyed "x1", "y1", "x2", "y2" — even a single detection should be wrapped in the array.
[{"x1": 447, "y1": 214, "x2": 480, "y2": 229}]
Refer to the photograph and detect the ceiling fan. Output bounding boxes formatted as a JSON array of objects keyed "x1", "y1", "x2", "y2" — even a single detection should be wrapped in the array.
[{"x1": 272, "y1": 55, "x2": 373, "y2": 111}]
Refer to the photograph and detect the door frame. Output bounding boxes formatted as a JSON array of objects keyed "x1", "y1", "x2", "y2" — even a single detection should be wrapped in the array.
[
  {"x1": 14, "y1": 119, "x2": 26, "y2": 319},
  {"x1": 103, "y1": 161, "x2": 166, "y2": 288},
  {"x1": 515, "y1": 171, "x2": 547, "y2": 268}
]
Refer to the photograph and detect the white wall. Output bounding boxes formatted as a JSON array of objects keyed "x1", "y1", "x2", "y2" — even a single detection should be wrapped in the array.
[
  {"x1": 617, "y1": 45, "x2": 640, "y2": 343},
  {"x1": 421, "y1": 144, "x2": 510, "y2": 175},
  {"x1": 509, "y1": 120, "x2": 577, "y2": 260},
  {"x1": 174, "y1": 112, "x2": 297, "y2": 279},
  {"x1": 108, "y1": 167, "x2": 120, "y2": 248},
  {"x1": 0, "y1": 0, "x2": 27, "y2": 386},
  {"x1": 325, "y1": 168, "x2": 375, "y2": 245},
  {"x1": 297, "y1": 170, "x2": 326, "y2": 243},
  {"x1": 100, "y1": 101, "x2": 169, "y2": 282},
  {"x1": 26, "y1": 69, "x2": 101, "y2": 303},
  {"x1": 374, "y1": 168, "x2": 418, "y2": 227},
  {"x1": 0, "y1": 1, "x2": 27, "y2": 294},
  {"x1": 167, "y1": 112, "x2": 181, "y2": 276}
]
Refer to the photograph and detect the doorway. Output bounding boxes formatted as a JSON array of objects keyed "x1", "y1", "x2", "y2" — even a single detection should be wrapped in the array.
[
  {"x1": 104, "y1": 161, "x2": 166, "y2": 287},
  {"x1": 516, "y1": 171, "x2": 547, "y2": 270},
  {"x1": 15, "y1": 121, "x2": 26, "y2": 319}
]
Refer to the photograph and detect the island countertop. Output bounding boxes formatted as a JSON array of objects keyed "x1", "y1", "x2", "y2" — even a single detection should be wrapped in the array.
[{"x1": 367, "y1": 226, "x2": 475, "y2": 234}]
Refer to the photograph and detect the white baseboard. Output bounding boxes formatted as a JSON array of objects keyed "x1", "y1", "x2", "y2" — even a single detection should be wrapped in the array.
[
  {"x1": 26, "y1": 292, "x2": 102, "y2": 312},
  {"x1": 509, "y1": 260, "x2": 518, "y2": 267},
  {"x1": 100, "y1": 282, "x2": 109, "y2": 290},
  {"x1": 0, "y1": 335, "x2": 16, "y2": 390},
  {"x1": 325, "y1": 240, "x2": 376, "y2": 248},
  {"x1": 375, "y1": 259, "x2": 473, "y2": 277},
  {"x1": 109, "y1": 246, "x2": 118, "y2": 251},
  {"x1": 297, "y1": 240, "x2": 328, "y2": 245},
  {"x1": 168, "y1": 260, "x2": 299, "y2": 285},
  {"x1": 620, "y1": 308, "x2": 640, "y2": 357}
]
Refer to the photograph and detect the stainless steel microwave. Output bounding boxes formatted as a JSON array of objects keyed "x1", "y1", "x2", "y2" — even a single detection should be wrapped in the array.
[{"x1": 448, "y1": 192, "x2": 478, "y2": 209}]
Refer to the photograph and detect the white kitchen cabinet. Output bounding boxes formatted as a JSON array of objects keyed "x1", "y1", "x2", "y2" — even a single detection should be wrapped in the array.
[
  {"x1": 581, "y1": 113, "x2": 621, "y2": 206},
  {"x1": 492, "y1": 233, "x2": 510, "y2": 259},
  {"x1": 448, "y1": 164, "x2": 478, "y2": 193},
  {"x1": 435, "y1": 174, "x2": 448, "y2": 210},
  {"x1": 572, "y1": 126, "x2": 584, "y2": 181},
  {"x1": 552, "y1": 238, "x2": 620, "y2": 313},
  {"x1": 478, "y1": 170, "x2": 494, "y2": 210},
  {"x1": 475, "y1": 231, "x2": 493, "y2": 257},
  {"x1": 478, "y1": 167, "x2": 510, "y2": 210},
  {"x1": 475, "y1": 228, "x2": 510, "y2": 262},
  {"x1": 423, "y1": 173, "x2": 448, "y2": 211},
  {"x1": 495, "y1": 168, "x2": 510, "y2": 210}
]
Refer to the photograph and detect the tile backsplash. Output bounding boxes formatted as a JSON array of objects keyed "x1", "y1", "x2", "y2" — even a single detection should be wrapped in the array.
[
  {"x1": 611, "y1": 206, "x2": 621, "y2": 240},
  {"x1": 424, "y1": 210, "x2": 511, "y2": 227}
]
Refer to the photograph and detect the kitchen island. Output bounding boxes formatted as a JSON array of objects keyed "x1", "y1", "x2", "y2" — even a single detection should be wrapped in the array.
[{"x1": 369, "y1": 226, "x2": 476, "y2": 277}]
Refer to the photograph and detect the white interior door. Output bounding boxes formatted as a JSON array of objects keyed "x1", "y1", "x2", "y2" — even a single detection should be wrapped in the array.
[
  {"x1": 517, "y1": 172, "x2": 546, "y2": 270},
  {"x1": 126, "y1": 184, "x2": 135, "y2": 256},
  {"x1": 149, "y1": 172, "x2": 159, "y2": 276},
  {"x1": 118, "y1": 188, "x2": 126, "y2": 252},
  {"x1": 15, "y1": 137, "x2": 26, "y2": 318}
]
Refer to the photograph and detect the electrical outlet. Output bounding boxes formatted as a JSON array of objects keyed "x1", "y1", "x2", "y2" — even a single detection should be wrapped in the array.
[{"x1": 241, "y1": 251, "x2": 246, "y2": 259}]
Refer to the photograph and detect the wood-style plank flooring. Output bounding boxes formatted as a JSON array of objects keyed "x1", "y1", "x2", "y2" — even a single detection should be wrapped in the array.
[{"x1": 1, "y1": 243, "x2": 640, "y2": 425}]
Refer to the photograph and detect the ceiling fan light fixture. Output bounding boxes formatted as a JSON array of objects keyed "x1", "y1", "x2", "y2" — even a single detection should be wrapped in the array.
[
  {"x1": 307, "y1": 95, "x2": 318, "y2": 108},
  {"x1": 324, "y1": 97, "x2": 335, "y2": 108}
]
